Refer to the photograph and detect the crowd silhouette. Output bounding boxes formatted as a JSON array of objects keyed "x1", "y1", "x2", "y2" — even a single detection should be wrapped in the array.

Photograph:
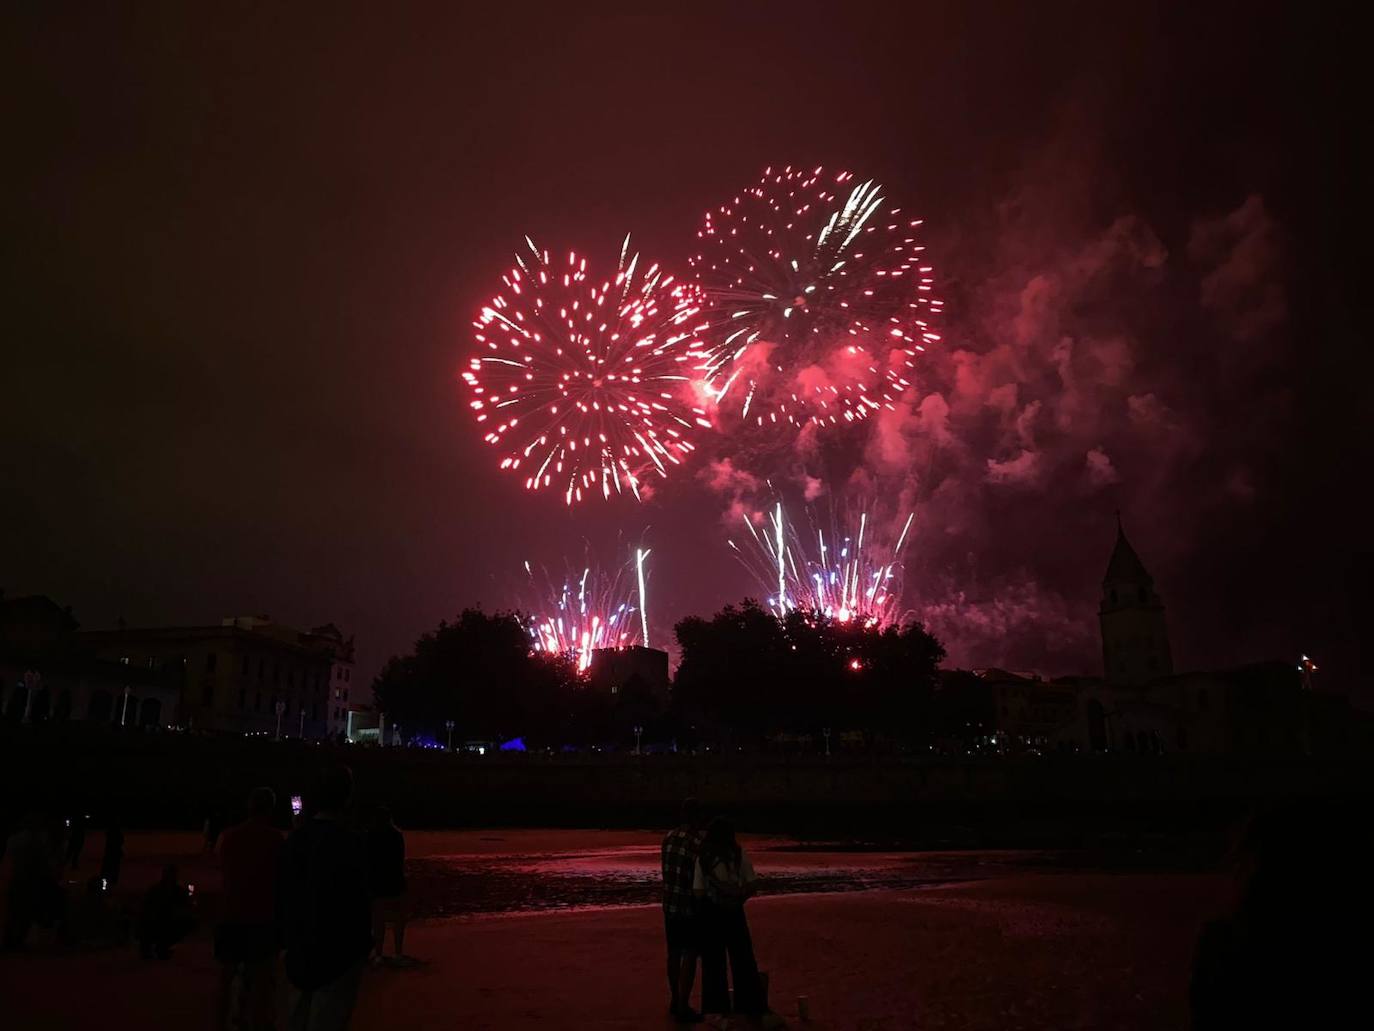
[{"x1": 7, "y1": 776, "x2": 1370, "y2": 1029}]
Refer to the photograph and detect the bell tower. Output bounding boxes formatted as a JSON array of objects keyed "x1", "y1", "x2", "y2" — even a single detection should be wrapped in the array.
[{"x1": 1099, "y1": 515, "x2": 1173, "y2": 686}]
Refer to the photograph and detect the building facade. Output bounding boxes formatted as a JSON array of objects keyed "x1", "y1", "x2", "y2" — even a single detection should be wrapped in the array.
[
  {"x1": 588, "y1": 646, "x2": 670, "y2": 703},
  {"x1": 1, "y1": 594, "x2": 181, "y2": 727},
  {"x1": 79, "y1": 615, "x2": 353, "y2": 738},
  {"x1": 310, "y1": 622, "x2": 360, "y2": 739},
  {"x1": 1099, "y1": 518, "x2": 1174, "y2": 686}
]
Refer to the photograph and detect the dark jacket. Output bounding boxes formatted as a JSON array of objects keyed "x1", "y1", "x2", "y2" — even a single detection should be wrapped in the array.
[{"x1": 278, "y1": 817, "x2": 372, "y2": 990}]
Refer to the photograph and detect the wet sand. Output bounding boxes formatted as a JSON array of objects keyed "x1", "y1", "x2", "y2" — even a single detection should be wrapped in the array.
[{"x1": 0, "y1": 831, "x2": 1225, "y2": 1029}]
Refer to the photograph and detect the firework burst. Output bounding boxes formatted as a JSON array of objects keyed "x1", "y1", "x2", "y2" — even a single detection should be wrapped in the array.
[
  {"x1": 728, "y1": 501, "x2": 916, "y2": 629},
  {"x1": 521, "y1": 549, "x2": 651, "y2": 672},
  {"x1": 465, "y1": 236, "x2": 711, "y2": 506},
  {"x1": 689, "y1": 165, "x2": 942, "y2": 429}
]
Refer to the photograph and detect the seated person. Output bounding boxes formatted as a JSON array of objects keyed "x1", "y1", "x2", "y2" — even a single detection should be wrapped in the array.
[{"x1": 137, "y1": 864, "x2": 197, "y2": 959}]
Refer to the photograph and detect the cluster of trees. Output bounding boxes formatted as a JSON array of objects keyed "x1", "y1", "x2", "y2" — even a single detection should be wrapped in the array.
[
  {"x1": 672, "y1": 600, "x2": 945, "y2": 744},
  {"x1": 372, "y1": 600, "x2": 949, "y2": 750}
]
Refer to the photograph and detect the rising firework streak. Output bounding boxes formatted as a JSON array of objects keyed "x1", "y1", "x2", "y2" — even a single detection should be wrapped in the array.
[
  {"x1": 522, "y1": 550, "x2": 649, "y2": 672},
  {"x1": 728, "y1": 502, "x2": 916, "y2": 629}
]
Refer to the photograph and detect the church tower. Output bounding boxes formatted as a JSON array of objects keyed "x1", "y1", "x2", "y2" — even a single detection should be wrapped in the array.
[{"x1": 1099, "y1": 516, "x2": 1173, "y2": 686}]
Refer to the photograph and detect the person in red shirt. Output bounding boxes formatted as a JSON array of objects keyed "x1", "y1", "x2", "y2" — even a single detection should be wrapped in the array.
[{"x1": 216, "y1": 787, "x2": 284, "y2": 1031}]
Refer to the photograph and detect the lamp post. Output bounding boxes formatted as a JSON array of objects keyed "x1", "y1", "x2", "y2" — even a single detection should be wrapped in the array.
[
  {"x1": 22, "y1": 670, "x2": 41, "y2": 724},
  {"x1": 298, "y1": 708, "x2": 306, "y2": 739},
  {"x1": 1299, "y1": 654, "x2": 1319, "y2": 691},
  {"x1": 823, "y1": 727, "x2": 832, "y2": 759},
  {"x1": 445, "y1": 720, "x2": 455, "y2": 751},
  {"x1": 633, "y1": 724, "x2": 644, "y2": 756},
  {"x1": 120, "y1": 685, "x2": 131, "y2": 727},
  {"x1": 274, "y1": 700, "x2": 285, "y2": 740}
]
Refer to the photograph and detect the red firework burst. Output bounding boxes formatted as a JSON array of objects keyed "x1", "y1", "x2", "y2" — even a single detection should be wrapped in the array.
[
  {"x1": 689, "y1": 165, "x2": 942, "y2": 429},
  {"x1": 464, "y1": 237, "x2": 711, "y2": 506}
]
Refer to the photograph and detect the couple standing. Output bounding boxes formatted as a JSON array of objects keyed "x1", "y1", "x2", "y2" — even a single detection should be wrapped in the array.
[{"x1": 661, "y1": 798, "x2": 768, "y2": 1024}]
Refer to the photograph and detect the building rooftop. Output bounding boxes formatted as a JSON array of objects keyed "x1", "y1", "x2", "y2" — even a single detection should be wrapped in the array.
[{"x1": 1103, "y1": 519, "x2": 1152, "y2": 586}]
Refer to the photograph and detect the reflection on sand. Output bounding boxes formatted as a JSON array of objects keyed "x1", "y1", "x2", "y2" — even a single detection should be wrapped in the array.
[{"x1": 405, "y1": 841, "x2": 1066, "y2": 917}]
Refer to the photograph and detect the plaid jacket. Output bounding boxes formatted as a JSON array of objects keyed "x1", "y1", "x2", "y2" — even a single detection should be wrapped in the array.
[{"x1": 661, "y1": 826, "x2": 703, "y2": 917}]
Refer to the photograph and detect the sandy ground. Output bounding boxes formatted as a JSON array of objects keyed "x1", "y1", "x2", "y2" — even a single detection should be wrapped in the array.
[{"x1": 1, "y1": 832, "x2": 1225, "y2": 1029}]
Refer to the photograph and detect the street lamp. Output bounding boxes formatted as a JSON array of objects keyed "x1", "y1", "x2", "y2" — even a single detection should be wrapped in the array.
[
  {"x1": 633, "y1": 724, "x2": 644, "y2": 756},
  {"x1": 823, "y1": 727, "x2": 832, "y2": 759},
  {"x1": 1298, "y1": 654, "x2": 1319, "y2": 691},
  {"x1": 274, "y1": 700, "x2": 285, "y2": 740},
  {"x1": 120, "y1": 685, "x2": 131, "y2": 727},
  {"x1": 445, "y1": 720, "x2": 455, "y2": 751},
  {"x1": 22, "y1": 670, "x2": 41, "y2": 724}
]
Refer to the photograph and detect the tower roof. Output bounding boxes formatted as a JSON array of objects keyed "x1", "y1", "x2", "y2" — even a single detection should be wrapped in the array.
[{"x1": 1103, "y1": 517, "x2": 1152, "y2": 586}]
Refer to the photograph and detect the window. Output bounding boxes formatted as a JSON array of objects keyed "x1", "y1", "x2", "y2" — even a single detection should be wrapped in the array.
[
  {"x1": 120, "y1": 656, "x2": 130, "y2": 665},
  {"x1": 205, "y1": 652, "x2": 217, "y2": 673}
]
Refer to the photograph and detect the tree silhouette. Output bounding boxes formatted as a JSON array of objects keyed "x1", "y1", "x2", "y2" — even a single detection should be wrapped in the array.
[
  {"x1": 673, "y1": 600, "x2": 945, "y2": 744},
  {"x1": 371, "y1": 608, "x2": 579, "y2": 744}
]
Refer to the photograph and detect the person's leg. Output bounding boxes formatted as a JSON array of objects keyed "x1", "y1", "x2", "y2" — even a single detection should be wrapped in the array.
[
  {"x1": 287, "y1": 987, "x2": 313, "y2": 1031},
  {"x1": 216, "y1": 961, "x2": 238, "y2": 1031},
  {"x1": 4, "y1": 887, "x2": 34, "y2": 948},
  {"x1": 306, "y1": 961, "x2": 363, "y2": 1031},
  {"x1": 725, "y1": 909, "x2": 764, "y2": 1015},
  {"x1": 698, "y1": 906, "x2": 730, "y2": 1015},
  {"x1": 676, "y1": 946, "x2": 699, "y2": 1017},
  {"x1": 370, "y1": 901, "x2": 384, "y2": 959},
  {"x1": 665, "y1": 912, "x2": 682, "y2": 1011},
  {"x1": 392, "y1": 915, "x2": 407, "y2": 957},
  {"x1": 245, "y1": 956, "x2": 277, "y2": 1031}
]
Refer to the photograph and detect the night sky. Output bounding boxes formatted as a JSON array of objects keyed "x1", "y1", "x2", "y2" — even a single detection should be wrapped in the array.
[{"x1": 2, "y1": 4, "x2": 1366, "y2": 696}]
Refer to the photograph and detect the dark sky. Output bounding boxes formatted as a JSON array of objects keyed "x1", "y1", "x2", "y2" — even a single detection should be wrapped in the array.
[{"x1": 2, "y1": 4, "x2": 1366, "y2": 696}]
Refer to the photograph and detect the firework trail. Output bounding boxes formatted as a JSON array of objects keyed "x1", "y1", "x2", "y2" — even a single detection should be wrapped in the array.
[
  {"x1": 465, "y1": 236, "x2": 712, "y2": 506},
  {"x1": 728, "y1": 500, "x2": 916, "y2": 628},
  {"x1": 521, "y1": 549, "x2": 651, "y2": 672},
  {"x1": 689, "y1": 165, "x2": 941, "y2": 430}
]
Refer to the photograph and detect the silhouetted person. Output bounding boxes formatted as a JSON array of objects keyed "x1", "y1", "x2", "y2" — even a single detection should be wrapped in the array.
[
  {"x1": 99, "y1": 819, "x2": 125, "y2": 889},
  {"x1": 204, "y1": 808, "x2": 225, "y2": 853},
  {"x1": 280, "y1": 765, "x2": 372, "y2": 1030},
  {"x1": 367, "y1": 806, "x2": 410, "y2": 965},
  {"x1": 1190, "y1": 800, "x2": 1374, "y2": 1028},
  {"x1": 662, "y1": 798, "x2": 707, "y2": 1023},
  {"x1": 217, "y1": 787, "x2": 284, "y2": 1031},
  {"x1": 66, "y1": 811, "x2": 88, "y2": 869},
  {"x1": 3, "y1": 811, "x2": 67, "y2": 949},
  {"x1": 137, "y1": 863, "x2": 196, "y2": 959},
  {"x1": 694, "y1": 818, "x2": 764, "y2": 1019}
]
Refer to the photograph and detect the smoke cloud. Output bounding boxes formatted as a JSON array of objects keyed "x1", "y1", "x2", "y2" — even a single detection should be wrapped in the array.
[{"x1": 697, "y1": 136, "x2": 1289, "y2": 675}]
